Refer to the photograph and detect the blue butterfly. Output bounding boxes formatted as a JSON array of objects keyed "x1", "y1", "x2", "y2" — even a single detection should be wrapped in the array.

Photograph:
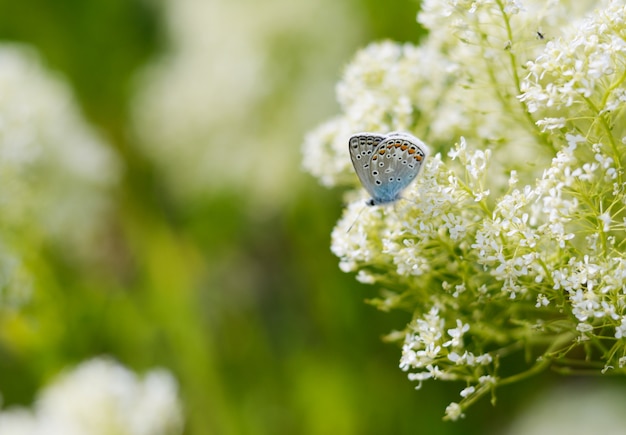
[{"x1": 349, "y1": 131, "x2": 428, "y2": 206}]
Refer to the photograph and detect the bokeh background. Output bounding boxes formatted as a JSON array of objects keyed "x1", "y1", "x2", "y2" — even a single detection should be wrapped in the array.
[{"x1": 0, "y1": 0, "x2": 622, "y2": 434}]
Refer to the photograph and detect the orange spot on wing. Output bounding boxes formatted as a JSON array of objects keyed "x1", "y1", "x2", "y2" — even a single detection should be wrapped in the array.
[
  {"x1": 379, "y1": 149, "x2": 386, "y2": 155},
  {"x1": 401, "y1": 145, "x2": 408, "y2": 151},
  {"x1": 408, "y1": 148, "x2": 416, "y2": 154},
  {"x1": 414, "y1": 155, "x2": 422, "y2": 161}
]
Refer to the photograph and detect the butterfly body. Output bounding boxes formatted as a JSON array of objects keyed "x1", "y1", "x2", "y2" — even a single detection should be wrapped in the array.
[{"x1": 349, "y1": 131, "x2": 428, "y2": 206}]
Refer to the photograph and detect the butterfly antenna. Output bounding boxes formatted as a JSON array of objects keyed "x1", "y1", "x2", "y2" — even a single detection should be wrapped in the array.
[{"x1": 346, "y1": 205, "x2": 366, "y2": 233}]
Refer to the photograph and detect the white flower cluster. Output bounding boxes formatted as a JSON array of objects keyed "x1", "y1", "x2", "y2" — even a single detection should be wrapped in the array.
[
  {"x1": 0, "y1": 44, "x2": 119, "y2": 305},
  {"x1": 521, "y1": 0, "x2": 626, "y2": 116},
  {"x1": 0, "y1": 358, "x2": 184, "y2": 435},
  {"x1": 304, "y1": 0, "x2": 626, "y2": 419}
]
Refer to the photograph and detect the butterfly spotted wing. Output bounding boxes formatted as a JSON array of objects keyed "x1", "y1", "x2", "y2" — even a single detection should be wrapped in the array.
[{"x1": 349, "y1": 131, "x2": 427, "y2": 206}]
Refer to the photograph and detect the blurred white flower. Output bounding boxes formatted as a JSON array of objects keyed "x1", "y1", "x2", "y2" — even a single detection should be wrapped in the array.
[
  {"x1": 0, "y1": 243, "x2": 32, "y2": 307},
  {"x1": 504, "y1": 383, "x2": 626, "y2": 435},
  {"x1": 132, "y1": 0, "x2": 360, "y2": 207},
  {"x1": 0, "y1": 44, "x2": 119, "y2": 239},
  {"x1": 444, "y1": 402, "x2": 464, "y2": 421},
  {"x1": 0, "y1": 44, "x2": 119, "y2": 305},
  {"x1": 0, "y1": 357, "x2": 184, "y2": 435}
]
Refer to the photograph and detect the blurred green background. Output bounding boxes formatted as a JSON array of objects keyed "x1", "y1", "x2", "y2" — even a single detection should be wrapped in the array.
[{"x1": 0, "y1": 0, "x2": 563, "y2": 434}]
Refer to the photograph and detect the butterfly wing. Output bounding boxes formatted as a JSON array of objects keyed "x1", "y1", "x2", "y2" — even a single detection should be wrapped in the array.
[
  {"x1": 348, "y1": 132, "x2": 386, "y2": 198},
  {"x1": 369, "y1": 133, "x2": 427, "y2": 203}
]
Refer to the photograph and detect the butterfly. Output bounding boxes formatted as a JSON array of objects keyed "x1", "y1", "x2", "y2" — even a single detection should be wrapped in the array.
[{"x1": 349, "y1": 131, "x2": 428, "y2": 206}]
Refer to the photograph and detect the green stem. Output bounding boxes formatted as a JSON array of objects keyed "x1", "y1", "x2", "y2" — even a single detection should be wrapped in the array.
[
  {"x1": 584, "y1": 96, "x2": 623, "y2": 181},
  {"x1": 498, "y1": 332, "x2": 575, "y2": 386},
  {"x1": 494, "y1": 0, "x2": 557, "y2": 153}
]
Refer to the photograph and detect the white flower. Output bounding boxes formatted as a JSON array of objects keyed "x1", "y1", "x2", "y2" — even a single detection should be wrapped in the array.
[
  {"x1": 302, "y1": 117, "x2": 356, "y2": 187},
  {"x1": 0, "y1": 44, "x2": 119, "y2": 247},
  {"x1": 536, "y1": 294, "x2": 549, "y2": 307},
  {"x1": 442, "y1": 213, "x2": 468, "y2": 241},
  {"x1": 599, "y1": 212, "x2": 612, "y2": 232},
  {"x1": 478, "y1": 375, "x2": 496, "y2": 385},
  {"x1": 443, "y1": 320, "x2": 470, "y2": 348},
  {"x1": 0, "y1": 357, "x2": 184, "y2": 435},
  {"x1": 444, "y1": 402, "x2": 464, "y2": 421},
  {"x1": 460, "y1": 386, "x2": 475, "y2": 398},
  {"x1": 536, "y1": 117, "x2": 566, "y2": 131},
  {"x1": 0, "y1": 44, "x2": 119, "y2": 307},
  {"x1": 615, "y1": 317, "x2": 626, "y2": 339},
  {"x1": 407, "y1": 371, "x2": 433, "y2": 389},
  {"x1": 476, "y1": 354, "x2": 493, "y2": 366}
]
